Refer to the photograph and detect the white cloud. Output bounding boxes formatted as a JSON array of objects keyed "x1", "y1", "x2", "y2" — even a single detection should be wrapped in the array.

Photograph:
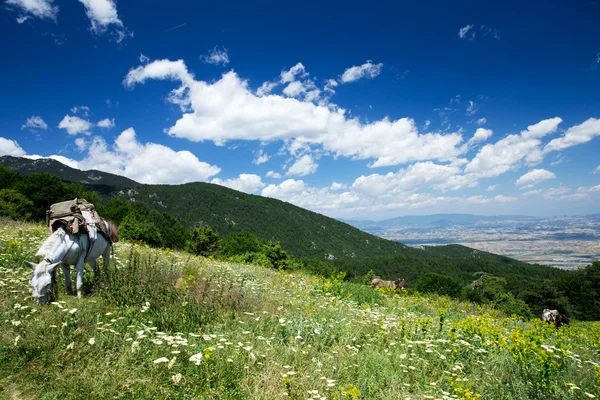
[
  {"x1": 465, "y1": 117, "x2": 562, "y2": 178},
  {"x1": 458, "y1": 24, "x2": 474, "y2": 40},
  {"x1": 464, "y1": 195, "x2": 517, "y2": 205},
  {"x1": 265, "y1": 170, "x2": 282, "y2": 179},
  {"x1": 139, "y1": 53, "x2": 149, "y2": 64},
  {"x1": 466, "y1": 100, "x2": 479, "y2": 116},
  {"x1": 5, "y1": 0, "x2": 58, "y2": 22},
  {"x1": 77, "y1": 128, "x2": 221, "y2": 184},
  {"x1": 523, "y1": 189, "x2": 543, "y2": 197},
  {"x1": 78, "y1": 0, "x2": 131, "y2": 42},
  {"x1": 97, "y1": 118, "x2": 115, "y2": 128},
  {"x1": 25, "y1": 154, "x2": 80, "y2": 169},
  {"x1": 340, "y1": 60, "x2": 383, "y2": 83},
  {"x1": 283, "y1": 81, "x2": 306, "y2": 98},
  {"x1": 256, "y1": 81, "x2": 278, "y2": 97},
  {"x1": 351, "y1": 161, "x2": 468, "y2": 196},
  {"x1": 330, "y1": 182, "x2": 347, "y2": 190},
  {"x1": 124, "y1": 59, "x2": 464, "y2": 168},
  {"x1": 324, "y1": 79, "x2": 338, "y2": 94},
  {"x1": 200, "y1": 46, "x2": 229, "y2": 66},
  {"x1": 0, "y1": 137, "x2": 26, "y2": 157},
  {"x1": 253, "y1": 149, "x2": 269, "y2": 165},
  {"x1": 594, "y1": 165, "x2": 600, "y2": 174},
  {"x1": 472, "y1": 128, "x2": 493, "y2": 142},
  {"x1": 286, "y1": 154, "x2": 318, "y2": 176},
  {"x1": 515, "y1": 169, "x2": 556, "y2": 189},
  {"x1": 487, "y1": 184, "x2": 498, "y2": 192},
  {"x1": 70, "y1": 105, "x2": 90, "y2": 116},
  {"x1": 58, "y1": 115, "x2": 92, "y2": 135},
  {"x1": 544, "y1": 118, "x2": 600, "y2": 153},
  {"x1": 211, "y1": 174, "x2": 264, "y2": 194},
  {"x1": 21, "y1": 116, "x2": 48, "y2": 130},
  {"x1": 74, "y1": 137, "x2": 87, "y2": 152},
  {"x1": 280, "y1": 63, "x2": 307, "y2": 83},
  {"x1": 476, "y1": 117, "x2": 487, "y2": 125}
]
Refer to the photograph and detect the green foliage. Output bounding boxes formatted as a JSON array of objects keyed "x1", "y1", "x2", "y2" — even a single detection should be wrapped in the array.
[
  {"x1": 219, "y1": 232, "x2": 264, "y2": 257},
  {"x1": 492, "y1": 292, "x2": 532, "y2": 318},
  {"x1": 416, "y1": 273, "x2": 463, "y2": 299},
  {"x1": 0, "y1": 189, "x2": 35, "y2": 220},
  {"x1": 186, "y1": 226, "x2": 220, "y2": 257},
  {"x1": 119, "y1": 210, "x2": 163, "y2": 247},
  {"x1": 261, "y1": 242, "x2": 289, "y2": 269}
]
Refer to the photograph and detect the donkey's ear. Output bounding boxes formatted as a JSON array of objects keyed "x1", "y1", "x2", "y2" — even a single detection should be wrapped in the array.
[
  {"x1": 47, "y1": 262, "x2": 61, "y2": 272},
  {"x1": 24, "y1": 261, "x2": 37, "y2": 271}
]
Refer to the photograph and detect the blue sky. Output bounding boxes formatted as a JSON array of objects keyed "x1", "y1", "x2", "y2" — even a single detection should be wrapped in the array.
[{"x1": 1, "y1": 0, "x2": 599, "y2": 220}]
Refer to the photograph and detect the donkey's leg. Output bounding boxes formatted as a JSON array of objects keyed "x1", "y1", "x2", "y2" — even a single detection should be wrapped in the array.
[
  {"x1": 75, "y1": 256, "x2": 86, "y2": 299},
  {"x1": 62, "y1": 263, "x2": 73, "y2": 295},
  {"x1": 89, "y1": 257, "x2": 99, "y2": 285},
  {"x1": 102, "y1": 245, "x2": 111, "y2": 287}
]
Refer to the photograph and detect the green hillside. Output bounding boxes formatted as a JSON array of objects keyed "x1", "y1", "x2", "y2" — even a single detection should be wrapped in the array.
[{"x1": 118, "y1": 181, "x2": 410, "y2": 259}]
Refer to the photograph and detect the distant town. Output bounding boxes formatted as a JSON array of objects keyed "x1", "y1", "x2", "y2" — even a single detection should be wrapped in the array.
[{"x1": 346, "y1": 214, "x2": 600, "y2": 270}]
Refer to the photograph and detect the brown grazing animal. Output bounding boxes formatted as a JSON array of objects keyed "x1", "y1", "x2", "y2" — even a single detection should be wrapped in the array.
[
  {"x1": 371, "y1": 278, "x2": 405, "y2": 289},
  {"x1": 540, "y1": 309, "x2": 570, "y2": 328}
]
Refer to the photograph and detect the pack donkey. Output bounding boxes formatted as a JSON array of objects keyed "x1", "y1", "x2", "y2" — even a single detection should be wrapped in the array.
[
  {"x1": 25, "y1": 199, "x2": 118, "y2": 304},
  {"x1": 371, "y1": 278, "x2": 405, "y2": 290},
  {"x1": 540, "y1": 309, "x2": 570, "y2": 328}
]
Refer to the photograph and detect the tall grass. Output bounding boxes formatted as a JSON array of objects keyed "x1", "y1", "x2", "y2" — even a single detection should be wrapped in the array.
[{"x1": 0, "y1": 220, "x2": 599, "y2": 399}]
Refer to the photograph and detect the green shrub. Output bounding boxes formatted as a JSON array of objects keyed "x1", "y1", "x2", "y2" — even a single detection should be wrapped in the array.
[
  {"x1": 415, "y1": 272, "x2": 463, "y2": 299},
  {"x1": 119, "y1": 211, "x2": 162, "y2": 246},
  {"x1": 220, "y1": 232, "x2": 264, "y2": 257},
  {"x1": 186, "y1": 225, "x2": 219, "y2": 257},
  {"x1": 0, "y1": 189, "x2": 35, "y2": 220}
]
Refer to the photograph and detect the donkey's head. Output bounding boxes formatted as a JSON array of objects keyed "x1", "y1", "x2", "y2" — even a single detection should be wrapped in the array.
[{"x1": 25, "y1": 260, "x2": 60, "y2": 305}]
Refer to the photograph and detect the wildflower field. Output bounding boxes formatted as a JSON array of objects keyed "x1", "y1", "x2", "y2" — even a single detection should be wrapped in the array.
[{"x1": 1, "y1": 220, "x2": 599, "y2": 399}]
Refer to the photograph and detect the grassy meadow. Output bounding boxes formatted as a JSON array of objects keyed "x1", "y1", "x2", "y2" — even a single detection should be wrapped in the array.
[{"x1": 1, "y1": 220, "x2": 599, "y2": 399}]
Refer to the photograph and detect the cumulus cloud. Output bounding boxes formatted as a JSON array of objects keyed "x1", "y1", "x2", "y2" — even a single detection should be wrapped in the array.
[
  {"x1": 280, "y1": 63, "x2": 307, "y2": 83},
  {"x1": 286, "y1": 154, "x2": 318, "y2": 176},
  {"x1": 211, "y1": 173, "x2": 264, "y2": 194},
  {"x1": 74, "y1": 137, "x2": 87, "y2": 152},
  {"x1": 340, "y1": 60, "x2": 383, "y2": 83},
  {"x1": 123, "y1": 59, "x2": 464, "y2": 168},
  {"x1": 256, "y1": 81, "x2": 278, "y2": 97},
  {"x1": 253, "y1": 149, "x2": 269, "y2": 165},
  {"x1": 97, "y1": 118, "x2": 115, "y2": 128},
  {"x1": 21, "y1": 116, "x2": 48, "y2": 131},
  {"x1": 594, "y1": 165, "x2": 600, "y2": 174},
  {"x1": 324, "y1": 79, "x2": 338, "y2": 94},
  {"x1": 487, "y1": 184, "x2": 498, "y2": 192},
  {"x1": 78, "y1": 0, "x2": 131, "y2": 42},
  {"x1": 465, "y1": 117, "x2": 562, "y2": 178},
  {"x1": 515, "y1": 169, "x2": 556, "y2": 189},
  {"x1": 476, "y1": 117, "x2": 487, "y2": 125},
  {"x1": 544, "y1": 118, "x2": 600, "y2": 153},
  {"x1": 200, "y1": 46, "x2": 229, "y2": 66},
  {"x1": 265, "y1": 170, "x2": 282, "y2": 179},
  {"x1": 5, "y1": 0, "x2": 58, "y2": 22},
  {"x1": 139, "y1": 53, "x2": 149, "y2": 64},
  {"x1": 261, "y1": 177, "x2": 517, "y2": 218},
  {"x1": 58, "y1": 115, "x2": 93, "y2": 135},
  {"x1": 0, "y1": 137, "x2": 26, "y2": 157},
  {"x1": 76, "y1": 128, "x2": 221, "y2": 184}
]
